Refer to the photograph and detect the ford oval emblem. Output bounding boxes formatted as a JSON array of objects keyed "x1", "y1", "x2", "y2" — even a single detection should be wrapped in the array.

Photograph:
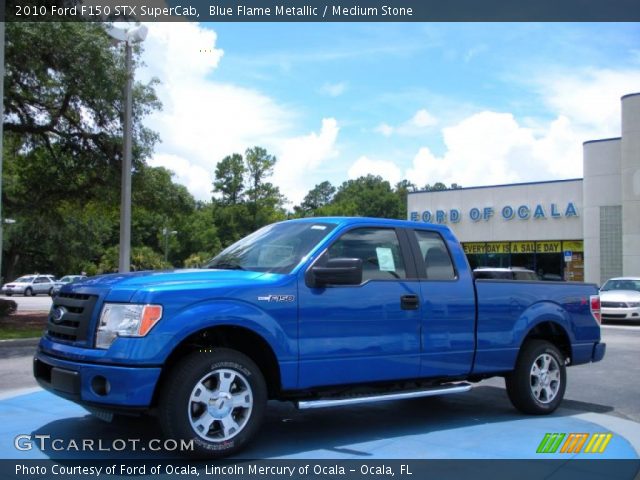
[{"x1": 52, "y1": 307, "x2": 67, "y2": 324}]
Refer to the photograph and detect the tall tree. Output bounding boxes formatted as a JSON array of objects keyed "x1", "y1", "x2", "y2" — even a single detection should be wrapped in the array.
[
  {"x1": 243, "y1": 146, "x2": 286, "y2": 230},
  {"x1": 213, "y1": 153, "x2": 245, "y2": 205},
  {"x1": 327, "y1": 175, "x2": 401, "y2": 219},
  {"x1": 2, "y1": 22, "x2": 162, "y2": 279},
  {"x1": 294, "y1": 181, "x2": 336, "y2": 217}
]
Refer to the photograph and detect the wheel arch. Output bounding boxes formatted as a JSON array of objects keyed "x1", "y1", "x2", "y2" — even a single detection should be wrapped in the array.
[
  {"x1": 152, "y1": 325, "x2": 283, "y2": 405},
  {"x1": 520, "y1": 320, "x2": 572, "y2": 363}
]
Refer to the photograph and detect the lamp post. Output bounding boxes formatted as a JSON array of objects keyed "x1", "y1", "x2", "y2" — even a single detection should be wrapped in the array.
[
  {"x1": 162, "y1": 228, "x2": 178, "y2": 263},
  {"x1": 106, "y1": 24, "x2": 148, "y2": 273},
  {"x1": 0, "y1": 22, "x2": 6, "y2": 283}
]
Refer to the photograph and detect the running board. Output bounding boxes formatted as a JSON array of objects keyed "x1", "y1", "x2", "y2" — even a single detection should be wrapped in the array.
[{"x1": 296, "y1": 382, "x2": 472, "y2": 410}]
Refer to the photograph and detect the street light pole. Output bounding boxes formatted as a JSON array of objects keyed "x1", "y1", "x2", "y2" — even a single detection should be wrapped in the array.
[
  {"x1": 119, "y1": 40, "x2": 133, "y2": 273},
  {"x1": 0, "y1": 22, "x2": 6, "y2": 283},
  {"x1": 106, "y1": 24, "x2": 147, "y2": 273}
]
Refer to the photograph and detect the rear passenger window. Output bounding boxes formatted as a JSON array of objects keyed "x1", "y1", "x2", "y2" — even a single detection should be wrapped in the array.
[
  {"x1": 327, "y1": 228, "x2": 406, "y2": 281},
  {"x1": 413, "y1": 230, "x2": 456, "y2": 280}
]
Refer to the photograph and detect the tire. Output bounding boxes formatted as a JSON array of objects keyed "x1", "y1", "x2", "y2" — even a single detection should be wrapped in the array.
[
  {"x1": 158, "y1": 348, "x2": 267, "y2": 458},
  {"x1": 24, "y1": 288, "x2": 33, "y2": 297},
  {"x1": 5, "y1": 293, "x2": 12, "y2": 297},
  {"x1": 506, "y1": 340, "x2": 566, "y2": 415},
  {"x1": 48, "y1": 288, "x2": 54, "y2": 296}
]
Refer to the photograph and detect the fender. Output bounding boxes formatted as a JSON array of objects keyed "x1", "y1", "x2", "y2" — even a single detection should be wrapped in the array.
[
  {"x1": 473, "y1": 300, "x2": 574, "y2": 374},
  {"x1": 142, "y1": 298, "x2": 296, "y2": 365}
]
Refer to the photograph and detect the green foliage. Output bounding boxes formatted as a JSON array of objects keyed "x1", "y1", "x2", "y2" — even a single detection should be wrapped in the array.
[
  {"x1": 330, "y1": 175, "x2": 401, "y2": 219},
  {"x1": 294, "y1": 181, "x2": 336, "y2": 217},
  {"x1": 98, "y1": 246, "x2": 170, "y2": 273}
]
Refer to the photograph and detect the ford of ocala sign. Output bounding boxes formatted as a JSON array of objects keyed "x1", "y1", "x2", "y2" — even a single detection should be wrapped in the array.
[{"x1": 410, "y1": 202, "x2": 579, "y2": 225}]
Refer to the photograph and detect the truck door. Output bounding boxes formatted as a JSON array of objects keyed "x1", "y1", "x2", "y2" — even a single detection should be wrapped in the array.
[
  {"x1": 408, "y1": 229, "x2": 476, "y2": 378},
  {"x1": 297, "y1": 227, "x2": 422, "y2": 388}
]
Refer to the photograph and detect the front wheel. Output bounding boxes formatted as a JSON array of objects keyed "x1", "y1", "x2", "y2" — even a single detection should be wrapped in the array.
[
  {"x1": 506, "y1": 340, "x2": 566, "y2": 415},
  {"x1": 158, "y1": 348, "x2": 267, "y2": 458},
  {"x1": 24, "y1": 288, "x2": 33, "y2": 297}
]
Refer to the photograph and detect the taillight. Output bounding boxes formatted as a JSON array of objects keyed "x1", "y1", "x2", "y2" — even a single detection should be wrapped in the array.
[{"x1": 590, "y1": 295, "x2": 601, "y2": 324}]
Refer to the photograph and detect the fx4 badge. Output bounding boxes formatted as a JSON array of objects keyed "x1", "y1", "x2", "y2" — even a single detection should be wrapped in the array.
[{"x1": 257, "y1": 295, "x2": 295, "y2": 302}]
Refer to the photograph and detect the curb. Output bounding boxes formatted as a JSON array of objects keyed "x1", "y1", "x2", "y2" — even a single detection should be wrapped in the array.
[{"x1": 0, "y1": 338, "x2": 40, "y2": 347}]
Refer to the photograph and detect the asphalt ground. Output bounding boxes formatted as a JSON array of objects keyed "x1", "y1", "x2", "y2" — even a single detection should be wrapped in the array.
[
  {"x1": 0, "y1": 294, "x2": 52, "y2": 312},
  {"x1": 0, "y1": 325, "x2": 638, "y2": 464}
]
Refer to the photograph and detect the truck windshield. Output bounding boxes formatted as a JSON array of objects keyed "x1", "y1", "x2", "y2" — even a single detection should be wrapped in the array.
[{"x1": 205, "y1": 222, "x2": 336, "y2": 274}]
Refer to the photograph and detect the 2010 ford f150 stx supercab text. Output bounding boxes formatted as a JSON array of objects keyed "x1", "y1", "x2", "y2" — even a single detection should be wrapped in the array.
[{"x1": 35, "y1": 217, "x2": 606, "y2": 457}]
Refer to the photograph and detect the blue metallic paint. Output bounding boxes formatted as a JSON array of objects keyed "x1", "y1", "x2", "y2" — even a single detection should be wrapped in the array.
[{"x1": 38, "y1": 217, "x2": 604, "y2": 411}]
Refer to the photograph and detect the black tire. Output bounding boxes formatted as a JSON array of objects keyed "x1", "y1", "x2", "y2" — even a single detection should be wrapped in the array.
[
  {"x1": 506, "y1": 340, "x2": 566, "y2": 415},
  {"x1": 48, "y1": 287, "x2": 54, "y2": 296},
  {"x1": 158, "y1": 348, "x2": 267, "y2": 458},
  {"x1": 24, "y1": 288, "x2": 33, "y2": 297},
  {"x1": 5, "y1": 293, "x2": 12, "y2": 297}
]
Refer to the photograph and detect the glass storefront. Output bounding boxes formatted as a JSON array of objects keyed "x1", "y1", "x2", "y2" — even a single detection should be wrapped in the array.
[{"x1": 462, "y1": 240, "x2": 584, "y2": 281}]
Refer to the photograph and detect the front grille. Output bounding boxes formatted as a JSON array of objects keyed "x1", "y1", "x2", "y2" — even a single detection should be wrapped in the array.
[
  {"x1": 47, "y1": 292, "x2": 98, "y2": 344},
  {"x1": 601, "y1": 301, "x2": 627, "y2": 308},
  {"x1": 602, "y1": 313, "x2": 627, "y2": 319}
]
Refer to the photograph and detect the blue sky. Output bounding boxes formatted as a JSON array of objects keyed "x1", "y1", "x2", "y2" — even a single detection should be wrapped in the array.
[{"x1": 139, "y1": 22, "x2": 640, "y2": 205}]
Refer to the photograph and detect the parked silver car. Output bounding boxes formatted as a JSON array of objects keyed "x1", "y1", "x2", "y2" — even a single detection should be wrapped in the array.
[
  {"x1": 50, "y1": 275, "x2": 87, "y2": 297},
  {"x1": 1, "y1": 274, "x2": 56, "y2": 296},
  {"x1": 600, "y1": 277, "x2": 640, "y2": 322}
]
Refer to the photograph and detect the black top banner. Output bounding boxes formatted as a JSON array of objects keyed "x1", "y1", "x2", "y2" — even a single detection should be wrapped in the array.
[{"x1": 4, "y1": 0, "x2": 640, "y2": 22}]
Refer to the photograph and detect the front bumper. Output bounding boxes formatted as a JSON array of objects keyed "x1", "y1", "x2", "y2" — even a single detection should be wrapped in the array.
[
  {"x1": 601, "y1": 306, "x2": 640, "y2": 321},
  {"x1": 33, "y1": 350, "x2": 161, "y2": 409},
  {"x1": 2, "y1": 286, "x2": 25, "y2": 295}
]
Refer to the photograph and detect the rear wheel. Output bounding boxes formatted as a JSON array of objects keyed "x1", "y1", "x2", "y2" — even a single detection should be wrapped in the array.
[
  {"x1": 158, "y1": 348, "x2": 267, "y2": 457},
  {"x1": 506, "y1": 340, "x2": 566, "y2": 414}
]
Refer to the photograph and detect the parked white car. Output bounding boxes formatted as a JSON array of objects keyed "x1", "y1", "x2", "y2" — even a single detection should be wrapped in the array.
[
  {"x1": 2, "y1": 274, "x2": 56, "y2": 296},
  {"x1": 600, "y1": 277, "x2": 640, "y2": 322},
  {"x1": 50, "y1": 275, "x2": 87, "y2": 297}
]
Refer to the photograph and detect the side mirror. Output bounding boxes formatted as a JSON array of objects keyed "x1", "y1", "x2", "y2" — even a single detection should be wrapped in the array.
[{"x1": 307, "y1": 258, "x2": 363, "y2": 288}]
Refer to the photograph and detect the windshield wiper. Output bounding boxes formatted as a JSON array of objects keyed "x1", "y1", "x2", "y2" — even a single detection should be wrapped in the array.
[{"x1": 208, "y1": 262, "x2": 245, "y2": 270}]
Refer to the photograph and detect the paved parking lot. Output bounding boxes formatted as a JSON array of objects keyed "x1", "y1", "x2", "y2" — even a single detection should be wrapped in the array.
[
  {"x1": 0, "y1": 294, "x2": 52, "y2": 312},
  {"x1": 0, "y1": 325, "x2": 638, "y2": 464}
]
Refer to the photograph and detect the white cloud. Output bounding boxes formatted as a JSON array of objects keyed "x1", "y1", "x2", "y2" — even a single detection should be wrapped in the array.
[
  {"x1": 375, "y1": 108, "x2": 438, "y2": 137},
  {"x1": 374, "y1": 123, "x2": 394, "y2": 137},
  {"x1": 410, "y1": 109, "x2": 438, "y2": 128},
  {"x1": 348, "y1": 156, "x2": 402, "y2": 186},
  {"x1": 148, "y1": 153, "x2": 213, "y2": 201},
  {"x1": 320, "y1": 82, "x2": 347, "y2": 97},
  {"x1": 532, "y1": 68, "x2": 640, "y2": 136},
  {"x1": 137, "y1": 23, "x2": 342, "y2": 204},
  {"x1": 273, "y1": 118, "x2": 340, "y2": 206}
]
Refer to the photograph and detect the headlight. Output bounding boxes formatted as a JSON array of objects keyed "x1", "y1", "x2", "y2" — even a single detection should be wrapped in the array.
[
  {"x1": 628, "y1": 302, "x2": 640, "y2": 308},
  {"x1": 95, "y1": 303, "x2": 163, "y2": 349}
]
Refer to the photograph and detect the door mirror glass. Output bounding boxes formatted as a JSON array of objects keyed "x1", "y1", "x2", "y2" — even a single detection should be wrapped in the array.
[{"x1": 308, "y1": 258, "x2": 363, "y2": 287}]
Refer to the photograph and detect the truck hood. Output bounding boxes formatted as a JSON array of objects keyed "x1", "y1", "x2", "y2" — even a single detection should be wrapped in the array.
[{"x1": 67, "y1": 269, "x2": 273, "y2": 302}]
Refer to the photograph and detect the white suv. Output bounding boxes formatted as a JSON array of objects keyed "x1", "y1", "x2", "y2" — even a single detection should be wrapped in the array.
[{"x1": 2, "y1": 274, "x2": 56, "y2": 296}]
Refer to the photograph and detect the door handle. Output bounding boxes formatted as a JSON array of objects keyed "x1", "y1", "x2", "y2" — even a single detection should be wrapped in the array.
[{"x1": 401, "y1": 294, "x2": 420, "y2": 310}]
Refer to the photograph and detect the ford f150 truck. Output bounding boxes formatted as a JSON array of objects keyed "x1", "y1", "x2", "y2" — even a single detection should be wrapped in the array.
[{"x1": 34, "y1": 217, "x2": 605, "y2": 457}]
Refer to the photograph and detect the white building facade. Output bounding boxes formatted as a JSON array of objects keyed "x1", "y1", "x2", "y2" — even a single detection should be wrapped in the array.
[{"x1": 407, "y1": 93, "x2": 640, "y2": 285}]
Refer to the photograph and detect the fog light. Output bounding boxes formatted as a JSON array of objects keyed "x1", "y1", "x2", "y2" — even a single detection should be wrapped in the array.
[{"x1": 91, "y1": 376, "x2": 111, "y2": 396}]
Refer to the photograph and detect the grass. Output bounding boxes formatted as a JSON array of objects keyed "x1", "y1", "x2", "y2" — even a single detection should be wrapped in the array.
[
  {"x1": 0, "y1": 312, "x2": 48, "y2": 340},
  {"x1": 0, "y1": 327, "x2": 46, "y2": 340}
]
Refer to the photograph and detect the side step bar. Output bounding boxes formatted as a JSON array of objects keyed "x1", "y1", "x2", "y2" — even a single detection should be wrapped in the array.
[{"x1": 296, "y1": 382, "x2": 472, "y2": 410}]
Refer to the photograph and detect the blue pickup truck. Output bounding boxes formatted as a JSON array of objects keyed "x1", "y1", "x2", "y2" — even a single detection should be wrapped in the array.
[{"x1": 34, "y1": 217, "x2": 605, "y2": 456}]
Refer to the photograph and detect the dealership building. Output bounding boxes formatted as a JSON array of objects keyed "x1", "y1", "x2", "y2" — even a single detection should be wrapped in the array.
[{"x1": 407, "y1": 93, "x2": 640, "y2": 285}]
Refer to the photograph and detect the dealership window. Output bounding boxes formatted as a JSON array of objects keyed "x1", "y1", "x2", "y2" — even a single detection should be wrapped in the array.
[{"x1": 461, "y1": 240, "x2": 583, "y2": 280}]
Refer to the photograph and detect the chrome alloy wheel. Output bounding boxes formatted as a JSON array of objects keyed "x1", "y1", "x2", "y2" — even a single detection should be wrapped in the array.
[
  {"x1": 530, "y1": 353, "x2": 561, "y2": 404},
  {"x1": 188, "y1": 368, "x2": 253, "y2": 442}
]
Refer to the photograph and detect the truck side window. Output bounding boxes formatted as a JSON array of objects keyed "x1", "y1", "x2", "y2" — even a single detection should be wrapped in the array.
[
  {"x1": 327, "y1": 228, "x2": 406, "y2": 281},
  {"x1": 413, "y1": 230, "x2": 456, "y2": 280}
]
